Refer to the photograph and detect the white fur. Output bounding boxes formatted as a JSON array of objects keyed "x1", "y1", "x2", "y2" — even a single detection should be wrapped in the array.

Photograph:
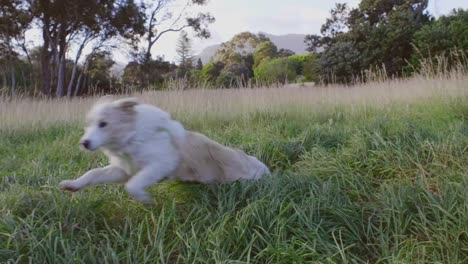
[{"x1": 59, "y1": 97, "x2": 270, "y2": 204}]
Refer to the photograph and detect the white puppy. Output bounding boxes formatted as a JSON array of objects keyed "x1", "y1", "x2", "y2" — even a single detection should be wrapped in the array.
[{"x1": 59, "y1": 97, "x2": 270, "y2": 203}]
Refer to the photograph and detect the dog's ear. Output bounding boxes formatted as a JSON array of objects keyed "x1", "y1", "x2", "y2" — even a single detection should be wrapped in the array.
[{"x1": 116, "y1": 97, "x2": 141, "y2": 112}]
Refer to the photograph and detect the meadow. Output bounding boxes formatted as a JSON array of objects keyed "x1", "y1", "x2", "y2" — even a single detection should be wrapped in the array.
[{"x1": 0, "y1": 75, "x2": 467, "y2": 263}]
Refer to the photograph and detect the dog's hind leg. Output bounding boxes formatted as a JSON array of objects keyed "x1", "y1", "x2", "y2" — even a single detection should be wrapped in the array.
[
  {"x1": 59, "y1": 165, "x2": 129, "y2": 192},
  {"x1": 124, "y1": 166, "x2": 170, "y2": 204}
]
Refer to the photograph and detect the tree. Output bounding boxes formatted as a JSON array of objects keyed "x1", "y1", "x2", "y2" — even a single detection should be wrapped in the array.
[
  {"x1": 306, "y1": 0, "x2": 431, "y2": 83},
  {"x1": 217, "y1": 63, "x2": 252, "y2": 87},
  {"x1": 320, "y1": 3, "x2": 351, "y2": 46},
  {"x1": 304, "y1": 34, "x2": 322, "y2": 53},
  {"x1": 0, "y1": 0, "x2": 32, "y2": 96},
  {"x1": 201, "y1": 61, "x2": 225, "y2": 82},
  {"x1": 254, "y1": 57, "x2": 298, "y2": 84},
  {"x1": 319, "y1": 41, "x2": 362, "y2": 84},
  {"x1": 413, "y1": 9, "x2": 468, "y2": 57},
  {"x1": 196, "y1": 58, "x2": 203, "y2": 70},
  {"x1": 278, "y1": 48, "x2": 295, "y2": 57},
  {"x1": 28, "y1": 0, "x2": 145, "y2": 97},
  {"x1": 253, "y1": 41, "x2": 278, "y2": 69},
  {"x1": 176, "y1": 31, "x2": 194, "y2": 76},
  {"x1": 141, "y1": 0, "x2": 215, "y2": 63},
  {"x1": 78, "y1": 51, "x2": 115, "y2": 95},
  {"x1": 122, "y1": 56, "x2": 177, "y2": 90},
  {"x1": 302, "y1": 54, "x2": 319, "y2": 82},
  {"x1": 215, "y1": 32, "x2": 270, "y2": 65},
  {"x1": 349, "y1": 0, "x2": 431, "y2": 75}
]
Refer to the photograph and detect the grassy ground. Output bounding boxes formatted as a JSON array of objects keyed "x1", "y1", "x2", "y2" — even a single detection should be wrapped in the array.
[{"x1": 1, "y1": 85, "x2": 467, "y2": 263}]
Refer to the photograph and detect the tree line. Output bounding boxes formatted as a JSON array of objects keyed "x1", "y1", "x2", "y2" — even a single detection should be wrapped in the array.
[
  {"x1": 305, "y1": 0, "x2": 468, "y2": 83},
  {"x1": 0, "y1": 0, "x2": 214, "y2": 97},
  {"x1": 1, "y1": 0, "x2": 468, "y2": 97}
]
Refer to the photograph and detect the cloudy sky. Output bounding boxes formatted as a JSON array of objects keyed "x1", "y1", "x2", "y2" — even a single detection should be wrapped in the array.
[{"x1": 146, "y1": 0, "x2": 468, "y2": 63}]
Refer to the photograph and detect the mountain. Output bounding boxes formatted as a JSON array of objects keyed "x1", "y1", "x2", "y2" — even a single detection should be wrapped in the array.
[{"x1": 197, "y1": 33, "x2": 308, "y2": 64}]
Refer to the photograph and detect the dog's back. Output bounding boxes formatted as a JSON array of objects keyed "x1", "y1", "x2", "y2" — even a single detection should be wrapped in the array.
[{"x1": 171, "y1": 131, "x2": 270, "y2": 183}]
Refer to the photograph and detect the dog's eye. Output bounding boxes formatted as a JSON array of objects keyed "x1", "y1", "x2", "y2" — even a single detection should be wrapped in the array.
[{"x1": 99, "y1": 121, "x2": 108, "y2": 128}]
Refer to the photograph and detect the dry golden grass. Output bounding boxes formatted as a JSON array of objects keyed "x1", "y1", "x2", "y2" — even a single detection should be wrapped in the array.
[{"x1": 1, "y1": 75, "x2": 467, "y2": 131}]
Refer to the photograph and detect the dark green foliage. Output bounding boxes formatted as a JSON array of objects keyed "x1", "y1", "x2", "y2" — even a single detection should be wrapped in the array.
[
  {"x1": 413, "y1": 8, "x2": 468, "y2": 62},
  {"x1": 215, "y1": 63, "x2": 252, "y2": 87},
  {"x1": 304, "y1": 34, "x2": 322, "y2": 53},
  {"x1": 319, "y1": 41, "x2": 362, "y2": 84},
  {"x1": 215, "y1": 70, "x2": 237, "y2": 88},
  {"x1": 201, "y1": 61, "x2": 225, "y2": 82},
  {"x1": 79, "y1": 51, "x2": 115, "y2": 95},
  {"x1": 195, "y1": 58, "x2": 203, "y2": 70},
  {"x1": 308, "y1": 0, "x2": 433, "y2": 83},
  {"x1": 122, "y1": 56, "x2": 177, "y2": 90}
]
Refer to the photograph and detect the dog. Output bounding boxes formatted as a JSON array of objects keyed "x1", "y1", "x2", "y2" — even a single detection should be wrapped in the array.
[{"x1": 59, "y1": 96, "x2": 270, "y2": 203}]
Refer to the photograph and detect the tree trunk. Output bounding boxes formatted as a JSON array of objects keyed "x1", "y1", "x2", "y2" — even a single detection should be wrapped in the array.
[
  {"x1": 74, "y1": 70, "x2": 84, "y2": 97},
  {"x1": 67, "y1": 37, "x2": 88, "y2": 97},
  {"x1": 56, "y1": 55, "x2": 66, "y2": 97},
  {"x1": 74, "y1": 60, "x2": 90, "y2": 97},
  {"x1": 20, "y1": 42, "x2": 35, "y2": 95},
  {"x1": 67, "y1": 63, "x2": 78, "y2": 97},
  {"x1": 20, "y1": 67, "x2": 27, "y2": 94},
  {"x1": 50, "y1": 26, "x2": 62, "y2": 96},
  {"x1": 56, "y1": 27, "x2": 67, "y2": 97},
  {"x1": 2, "y1": 71, "x2": 7, "y2": 92},
  {"x1": 10, "y1": 65, "x2": 16, "y2": 97},
  {"x1": 41, "y1": 28, "x2": 51, "y2": 96}
]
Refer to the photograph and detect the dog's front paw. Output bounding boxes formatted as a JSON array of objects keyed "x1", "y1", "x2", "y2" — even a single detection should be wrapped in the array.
[{"x1": 59, "y1": 180, "x2": 82, "y2": 192}]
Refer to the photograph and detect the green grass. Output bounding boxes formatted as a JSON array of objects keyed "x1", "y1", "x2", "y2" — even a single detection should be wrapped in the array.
[{"x1": 1, "y1": 97, "x2": 467, "y2": 263}]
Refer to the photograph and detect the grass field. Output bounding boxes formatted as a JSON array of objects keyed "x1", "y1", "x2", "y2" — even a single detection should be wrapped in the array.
[{"x1": 1, "y1": 76, "x2": 467, "y2": 263}]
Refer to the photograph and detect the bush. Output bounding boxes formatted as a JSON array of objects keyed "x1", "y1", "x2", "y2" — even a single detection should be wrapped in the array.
[
  {"x1": 215, "y1": 71, "x2": 238, "y2": 88},
  {"x1": 289, "y1": 54, "x2": 319, "y2": 82},
  {"x1": 414, "y1": 9, "x2": 468, "y2": 57},
  {"x1": 254, "y1": 57, "x2": 298, "y2": 84},
  {"x1": 318, "y1": 41, "x2": 362, "y2": 84},
  {"x1": 201, "y1": 61, "x2": 225, "y2": 82},
  {"x1": 253, "y1": 41, "x2": 278, "y2": 69},
  {"x1": 411, "y1": 9, "x2": 468, "y2": 71}
]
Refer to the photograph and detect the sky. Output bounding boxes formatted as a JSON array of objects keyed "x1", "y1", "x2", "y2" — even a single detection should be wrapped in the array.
[
  {"x1": 142, "y1": 0, "x2": 468, "y2": 63},
  {"x1": 25, "y1": 0, "x2": 468, "y2": 64}
]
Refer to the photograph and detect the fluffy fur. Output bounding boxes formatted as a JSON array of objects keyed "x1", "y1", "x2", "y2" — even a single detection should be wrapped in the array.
[{"x1": 59, "y1": 96, "x2": 270, "y2": 203}]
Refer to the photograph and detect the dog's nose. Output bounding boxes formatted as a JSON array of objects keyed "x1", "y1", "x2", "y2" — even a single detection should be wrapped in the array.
[{"x1": 81, "y1": 140, "x2": 91, "y2": 150}]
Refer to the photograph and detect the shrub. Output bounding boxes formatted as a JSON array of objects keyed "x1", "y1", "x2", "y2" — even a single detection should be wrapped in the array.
[{"x1": 254, "y1": 57, "x2": 298, "y2": 84}]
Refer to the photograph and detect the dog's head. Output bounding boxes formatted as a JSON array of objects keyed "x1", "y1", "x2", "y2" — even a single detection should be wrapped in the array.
[{"x1": 80, "y1": 96, "x2": 141, "y2": 151}]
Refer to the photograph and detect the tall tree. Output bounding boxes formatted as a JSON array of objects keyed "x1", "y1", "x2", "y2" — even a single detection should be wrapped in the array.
[
  {"x1": 140, "y1": 0, "x2": 215, "y2": 64},
  {"x1": 30, "y1": 0, "x2": 145, "y2": 97},
  {"x1": 176, "y1": 31, "x2": 194, "y2": 75},
  {"x1": 304, "y1": 34, "x2": 322, "y2": 53},
  {"x1": 215, "y1": 32, "x2": 270, "y2": 65},
  {"x1": 0, "y1": 0, "x2": 31, "y2": 96},
  {"x1": 307, "y1": 0, "x2": 430, "y2": 83},
  {"x1": 195, "y1": 58, "x2": 203, "y2": 70},
  {"x1": 253, "y1": 41, "x2": 278, "y2": 69},
  {"x1": 350, "y1": 0, "x2": 430, "y2": 75},
  {"x1": 413, "y1": 8, "x2": 468, "y2": 57}
]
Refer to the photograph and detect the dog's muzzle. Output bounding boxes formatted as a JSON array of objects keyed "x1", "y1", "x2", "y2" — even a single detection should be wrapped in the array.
[{"x1": 81, "y1": 140, "x2": 91, "y2": 150}]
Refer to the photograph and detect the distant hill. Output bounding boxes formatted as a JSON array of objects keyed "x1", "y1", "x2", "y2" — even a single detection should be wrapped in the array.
[{"x1": 197, "y1": 33, "x2": 308, "y2": 64}]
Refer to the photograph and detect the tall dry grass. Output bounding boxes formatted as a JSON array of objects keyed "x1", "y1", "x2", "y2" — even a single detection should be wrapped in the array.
[{"x1": 1, "y1": 74, "x2": 467, "y2": 131}]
